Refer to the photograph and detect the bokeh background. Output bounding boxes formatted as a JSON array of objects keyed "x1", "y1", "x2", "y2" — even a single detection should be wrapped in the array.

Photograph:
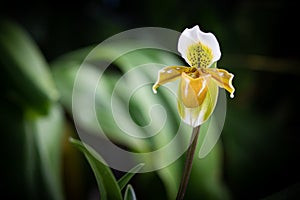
[{"x1": 1, "y1": 0, "x2": 300, "y2": 199}]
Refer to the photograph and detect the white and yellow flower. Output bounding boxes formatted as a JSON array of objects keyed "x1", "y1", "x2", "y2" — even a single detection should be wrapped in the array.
[{"x1": 153, "y1": 25, "x2": 235, "y2": 127}]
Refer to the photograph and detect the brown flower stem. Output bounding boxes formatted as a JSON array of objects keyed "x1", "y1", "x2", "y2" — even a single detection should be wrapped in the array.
[{"x1": 176, "y1": 125, "x2": 201, "y2": 200}]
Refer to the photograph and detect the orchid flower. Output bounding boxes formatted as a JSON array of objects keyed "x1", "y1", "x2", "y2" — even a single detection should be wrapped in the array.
[{"x1": 152, "y1": 25, "x2": 235, "y2": 127}]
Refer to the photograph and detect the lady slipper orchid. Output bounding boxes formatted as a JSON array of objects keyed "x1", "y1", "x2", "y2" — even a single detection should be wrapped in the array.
[{"x1": 152, "y1": 25, "x2": 235, "y2": 127}]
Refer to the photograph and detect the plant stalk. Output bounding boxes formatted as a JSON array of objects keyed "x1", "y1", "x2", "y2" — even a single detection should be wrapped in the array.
[{"x1": 176, "y1": 125, "x2": 201, "y2": 200}]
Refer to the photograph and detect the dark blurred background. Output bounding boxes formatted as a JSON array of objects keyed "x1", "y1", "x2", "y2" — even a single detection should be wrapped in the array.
[{"x1": 1, "y1": 0, "x2": 300, "y2": 199}]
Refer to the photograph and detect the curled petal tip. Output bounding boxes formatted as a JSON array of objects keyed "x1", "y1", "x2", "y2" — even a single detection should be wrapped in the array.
[
  {"x1": 152, "y1": 86, "x2": 158, "y2": 94},
  {"x1": 206, "y1": 68, "x2": 235, "y2": 99},
  {"x1": 228, "y1": 73, "x2": 235, "y2": 98}
]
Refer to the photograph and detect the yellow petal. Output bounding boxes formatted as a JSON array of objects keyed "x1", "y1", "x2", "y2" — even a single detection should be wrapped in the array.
[
  {"x1": 178, "y1": 74, "x2": 219, "y2": 127},
  {"x1": 206, "y1": 68, "x2": 235, "y2": 98},
  {"x1": 152, "y1": 66, "x2": 194, "y2": 93}
]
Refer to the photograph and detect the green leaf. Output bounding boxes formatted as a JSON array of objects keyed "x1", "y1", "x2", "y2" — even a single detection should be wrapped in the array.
[
  {"x1": 115, "y1": 49, "x2": 186, "y2": 199},
  {"x1": 24, "y1": 104, "x2": 65, "y2": 200},
  {"x1": 118, "y1": 163, "x2": 144, "y2": 191},
  {"x1": 124, "y1": 184, "x2": 137, "y2": 200},
  {"x1": 51, "y1": 45, "x2": 187, "y2": 199},
  {"x1": 0, "y1": 20, "x2": 58, "y2": 115},
  {"x1": 51, "y1": 54, "x2": 151, "y2": 150},
  {"x1": 69, "y1": 138, "x2": 123, "y2": 200},
  {"x1": 33, "y1": 104, "x2": 65, "y2": 200},
  {"x1": 51, "y1": 61, "x2": 80, "y2": 111}
]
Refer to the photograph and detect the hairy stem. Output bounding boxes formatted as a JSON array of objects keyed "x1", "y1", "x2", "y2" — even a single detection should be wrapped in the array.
[{"x1": 176, "y1": 125, "x2": 201, "y2": 200}]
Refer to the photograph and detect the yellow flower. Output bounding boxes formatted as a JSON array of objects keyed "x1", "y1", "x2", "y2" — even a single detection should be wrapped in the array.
[{"x1": 152, "y1": 25, "x2": 235, "y2": 127}]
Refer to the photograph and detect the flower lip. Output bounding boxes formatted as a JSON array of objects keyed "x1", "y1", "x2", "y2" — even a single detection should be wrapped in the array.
[
  {"x1": 178, "y1": 25, "x2": 221, "y2": 68},
  {"x1": 180, "y1": 72, "x2": 211, "y2": 108}
]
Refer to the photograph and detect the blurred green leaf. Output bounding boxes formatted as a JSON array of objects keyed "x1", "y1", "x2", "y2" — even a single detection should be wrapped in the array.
[
  {"x1": 69, "y1": 138, "x2": 123, "y2": 200},
  {"x1": 52, "y1": 46, "x2": 184, "y2": 199},
  {"x1": 124, "y1": 184, "x2": 137, "y2": 200},
  {"x1": 115, "y1": 49, "x2": 186, "y2": 199},
  {"x1": 24, "y1": 104, "x2": 65, "y2": 200},
  {"x1": 118, "y1": 163, "x2": 144, "y2": 191},
  {"x1": 0, "y1": 100, "x2": 28, "y2": 199},
  {"x1": 50, "y1": 45, "x2": 97, "y2": 112},
  {"x1": 51, "y1": 61, "x2": 80, "y2": 111},
  {"x1": 0, "y1": 100, "x2": 64, "y2": 199},
  {"x1": 0, "y1": 20, "x2": 58, "y2": 115}
]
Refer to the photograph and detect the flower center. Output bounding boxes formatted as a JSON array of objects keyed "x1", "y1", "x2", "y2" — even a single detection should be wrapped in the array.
[{"x1": 187, "y1": 42, "x2": 213, "y2": 68}]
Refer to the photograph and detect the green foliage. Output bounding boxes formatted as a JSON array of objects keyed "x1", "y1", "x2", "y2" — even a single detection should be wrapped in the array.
[
  {"x1": 24, "y1": 104, "x2": 65, "y2": 200},
  {"x1": 51, "y1": 46, "x2": 186, "y2": 199},
  {"x1": 0, "y1": 19, "x2": 232, "y2": 200},
  {"x1": 52, "y1": 40, "x2": 229, "y2": 199},
  {"x1": 0, "y1": 100, "x2": 64, "y2": 200},
  {"x1": 69, "y1": 138, "x2": 123, "y2": 200},
  {"x1": 2, "y1": 1, "x2": 300, "y2": 199},
  {"x1": 124, "y1": 185, "x2": 137, "y2": 200},
  {"x1": 0, "y1": 20, "x2": 64, "y2": 200},
  {"x1": 118, "y1": 164, "x2": 145, "y2": 191},
  {"x1": 0, "y1": 18, "x2": 257, "y2": 200},
  {"x1": 0, "y1": 20, "x2": 58, "y2": 115},
  {"x1": 70, "y1": 138, "x2": 141, "y2": 200}
]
